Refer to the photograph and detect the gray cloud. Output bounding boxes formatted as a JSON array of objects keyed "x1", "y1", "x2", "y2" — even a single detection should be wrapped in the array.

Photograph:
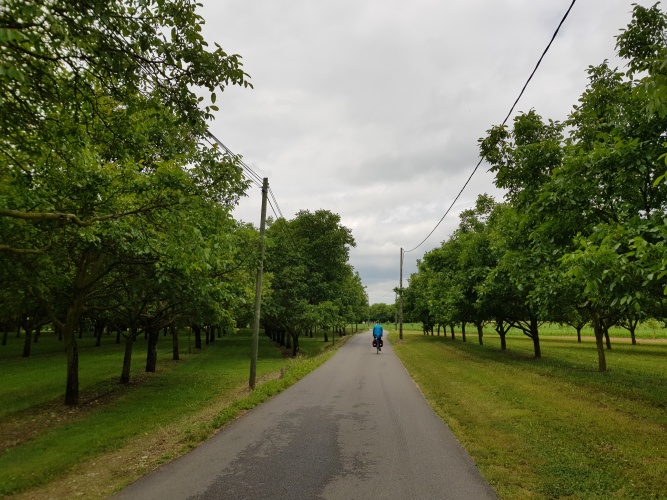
[{"x1": 201, "y1": 0, "x2": 648, "y2": 304}]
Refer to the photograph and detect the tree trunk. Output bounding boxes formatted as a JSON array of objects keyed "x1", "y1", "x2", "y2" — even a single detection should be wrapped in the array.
[
  {"x1": 65, "y1": 336, "x2": 79, "y2": 405},
  {"x1": 62, "y1": 295, "x2": 86, "y2": 406},
  {"x1": 145, "y1": 324, "x2": 159, "y2": 373},
  {"x1": 193, "y1": 324, "x2": 202, "y2": 349},
  {"x1": 95, "y1": 321, "x2": 104, "y2": 347},
  {"x1": 476, "y1": 322, "x2": 483, "y2": 346},
  {"x1": 495, "y1": 320, "x2": 507, "y2": 351},
  {"x1": 592, "y1": 312, "x2": 607, "y2": 372},
  {"x1": 603, "y1": 323, "x2": 612, "y2": 350},
  {"x1": 120, "y1": 328, "x2": 136, "y2": 384},
  {"x1": 22, "y1": 326, "x2": 33, "y2": 358},
  {"x1": 530, "y1": 316, "x2": 541, "y2": 359},
  {"x1": 171, "y1": 323, "x2": 180, "y2": 361},
  {"x1": 292, "y1": 332, "x2": 299, "y2": 357},
  {"x1": 450, "y1": 324, "x2": 455, "y2": 340},
  {"x1": 34, "y1": 324, "x2": 42, "y2": 343},
  {"x1": 576, "y1": 326, "x2": 582, "y2": 343},
  {"x1": 461, "y1": 322, "x2": 467, "y2": 342},
  {"x1": 323, "y1": 329, "x2": 329, "y2": 343}
]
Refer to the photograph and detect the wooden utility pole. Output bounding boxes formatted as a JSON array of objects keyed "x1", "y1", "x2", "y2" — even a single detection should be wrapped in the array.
[
  {"x1": 249, "y1": 178, "x2": 269, "y2": 390},
  {"x1": 399, "y1": 247, "x2": 403, "y2": 340}
]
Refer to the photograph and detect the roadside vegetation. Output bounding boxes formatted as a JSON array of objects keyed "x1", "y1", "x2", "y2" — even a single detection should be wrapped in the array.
[
  {"x1": 402, "y1": 4, "x2": 667, "y2": 375},
  {"x1": 392, "y1": 324, "x2": 667, "y2": 499},
  {"x1": 3, "y1": 1, "x2": 667, "y2": 498},
  {"x1": 0, "y1": 0, "x2": 368, "y2": 410},
  {"x1": 0, "y1": 327, "x2": 352, "y2": 498},
  {"x1": 0, "y1": 2, "x2": 367, "y2": 496}
]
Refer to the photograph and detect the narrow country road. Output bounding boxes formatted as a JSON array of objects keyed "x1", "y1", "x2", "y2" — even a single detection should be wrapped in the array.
[{"x1": 113, "y1": 330, "x2": 498, "y2": 500}]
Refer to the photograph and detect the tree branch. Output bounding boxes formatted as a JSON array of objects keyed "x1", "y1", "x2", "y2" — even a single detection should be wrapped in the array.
[
  {"x1": 0, "y1": 203, "x2": 178, "y2": 226},
  {"x1": 0, "y1": 242, "x2": 51, "y2": 254}
]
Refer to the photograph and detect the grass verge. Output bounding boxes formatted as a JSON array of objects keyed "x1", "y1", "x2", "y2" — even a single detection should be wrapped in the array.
[
  {"x1": 391, "y1": 328, "x2": 667, "y2": 499},
  {"x1": 0, "y1": 328, "x2": 351, "y2": 499}
]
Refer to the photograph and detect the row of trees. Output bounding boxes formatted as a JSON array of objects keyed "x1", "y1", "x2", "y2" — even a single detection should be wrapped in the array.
[
  {"x1": 403, "y1": 4, "x2": 667, "y2": 372},
  {"x1": 0, "y1": 0, "x2": 368, "y2": 405},
  {"x1": 369, "y1": 302, "x2": 397, "y2": 324},
  {"x1": 262, "y1": 209, "x2": 368, "y2": 355}
]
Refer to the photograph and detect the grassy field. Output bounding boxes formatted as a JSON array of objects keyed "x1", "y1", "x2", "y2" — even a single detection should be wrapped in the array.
[
  {"x1": 0, "y1": 327, "x2": 354, "y2": 499},
  {"x1": 3, "y1": 322, "x2": 664, "y2": 499},
  {"x1": 390, "y1": 324, "x2": 667, "y2": 499},
  {"x1": 389, "y1": 320, "x2": 667, "y2": 340}
]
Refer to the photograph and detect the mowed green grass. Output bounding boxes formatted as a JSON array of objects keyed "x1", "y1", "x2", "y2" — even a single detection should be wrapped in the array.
[
  {"x1": 393, "y1": 320, "x2": 667, "y2": 340},
  {"x1": 391, "y1": 326, "x2": 667, "y2": 499},
  {"x1": 0, "y1": 328, "x2": 348, "y2": 497}
]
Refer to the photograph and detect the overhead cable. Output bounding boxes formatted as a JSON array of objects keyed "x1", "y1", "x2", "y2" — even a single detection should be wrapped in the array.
[
  {"x1": 404, "y1": 0, "x2": 577, "y2": 254},
  {"x1": 206, "y1": 130, "x2": 264, "y2": 186},
  {"x1": 268, "y1": 188, "x2": 284, "y2": 219}
]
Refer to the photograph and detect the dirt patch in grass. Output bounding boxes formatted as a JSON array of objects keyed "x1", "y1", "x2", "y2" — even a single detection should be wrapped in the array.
[{"x1": 0, "y1": 371, "x2": 165, "y2": 456}]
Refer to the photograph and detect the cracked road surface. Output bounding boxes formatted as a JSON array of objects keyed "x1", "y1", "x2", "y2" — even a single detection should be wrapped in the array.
[{"x1": 113, "y1": 331, "x2": 497, "y2": 500}]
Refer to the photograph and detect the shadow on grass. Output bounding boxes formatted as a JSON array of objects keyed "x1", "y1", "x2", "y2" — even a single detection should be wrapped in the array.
[{"x1": 409, "y1": 332, "x2": 667, "y2": 414}]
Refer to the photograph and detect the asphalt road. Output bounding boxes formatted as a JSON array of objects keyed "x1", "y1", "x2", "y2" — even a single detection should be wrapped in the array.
[{"x1": 113, "y1": 331, "x2": 498, "y2": 500}]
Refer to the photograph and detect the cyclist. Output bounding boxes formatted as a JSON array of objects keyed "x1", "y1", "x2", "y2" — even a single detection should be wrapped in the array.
[{"x1": 372, "y1": 322, "x2": 383, "y2": 351}]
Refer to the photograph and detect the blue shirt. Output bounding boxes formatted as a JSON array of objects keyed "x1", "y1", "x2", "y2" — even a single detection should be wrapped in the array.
[{"x1": 373, "y1": 324, "x2": 383, "y2": 338}]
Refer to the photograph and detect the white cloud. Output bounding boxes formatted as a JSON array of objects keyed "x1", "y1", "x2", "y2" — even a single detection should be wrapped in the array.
[{"x1": 200, "y1": 0, "x2": 650, "y2": 304}]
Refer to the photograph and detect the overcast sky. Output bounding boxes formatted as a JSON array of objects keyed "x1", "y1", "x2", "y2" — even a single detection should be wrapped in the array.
[{"x1": 198, "y1": 0, "x2": 651, "y2": 305}]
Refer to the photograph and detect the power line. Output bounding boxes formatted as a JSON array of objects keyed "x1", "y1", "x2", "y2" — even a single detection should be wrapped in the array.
[
  {"x1": 404, "y1": 157, "x2": 483, "y2": 253},
  {"x1": 268, "y1": 187, "x2": 284, "y2": 219},
  {"x1": 206, "y1": 135, "x2": 301, "y2": 255},
  {"x1": 99, "y1": 26, "x2": 300, "y2": 261},
  {"x1": 206, "y1": 135, "x2": 293, "y2": 227},
  {"x1": 205, "y1": 130, "x2": 264, "y2": 187},
  {"x1": 501, "y1": 0, "x2": 577, "y2": 127},
  {"x1": 267, "y1": 196, "x2": 302, "y2": 256},
  {"x1": 404, "y1": 0, "x2": 577, "y2": 254}
]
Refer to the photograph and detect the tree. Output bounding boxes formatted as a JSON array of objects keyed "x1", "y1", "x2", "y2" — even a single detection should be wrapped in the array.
[
  {"x1": 616, "y1": 3, "x2": 667, "y2": 296},
  {"x1": 0, "y1": 0, "x2": 251, "y2": 404},
  {"x1": 340, "y1": 271, "x2": 369, "y2": 332},
  {"x1": 369, "y1": 303, "x2": 395, "y2": 324},
  {"x1": 263, "y1": 210, "x2": 357, "y2": 355},
  {"x1": 478, "y1": 110, "x2": 571, "y2": 358}
]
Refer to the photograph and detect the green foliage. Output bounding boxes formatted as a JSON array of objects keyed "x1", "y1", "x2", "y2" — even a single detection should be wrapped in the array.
[
  {"x1": 263, "y1": 209, "x2": 365, "y2": 352},
  {"x1": 0, "y1": 0, "x2": 259, "y2": 405},
  {"x1": 369, "y1": 302, "x2": 395, "y2": 323},
  {"x1": 406, "y1": 4, "x2": 667, "y2": 369}
]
